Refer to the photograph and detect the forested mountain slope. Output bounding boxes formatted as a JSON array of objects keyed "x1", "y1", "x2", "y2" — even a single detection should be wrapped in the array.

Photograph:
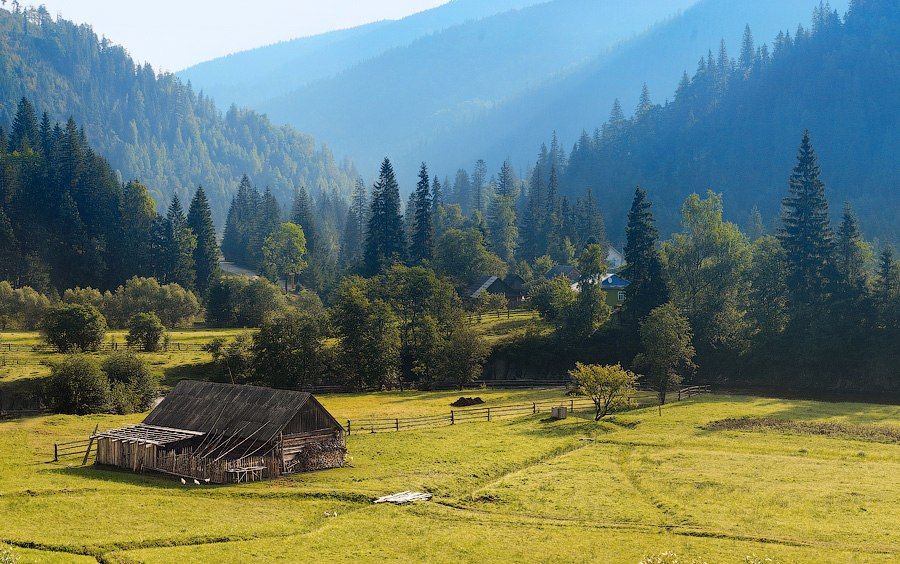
[
  {"x1": 0, "y1": 6, "x2": 356, "y2": 223},
  {"x1": 550, "y1": 0, "x2": 897, "y2": 241},
  {"x1": 178, "y1": 0, "x2": 548, "y2": 108},
  {"x1": 421, "y1": 0, "x2": 843, "y2": 185},
  {"x1": 255, "y1": 0, "x2": 697, "y2": 179}
]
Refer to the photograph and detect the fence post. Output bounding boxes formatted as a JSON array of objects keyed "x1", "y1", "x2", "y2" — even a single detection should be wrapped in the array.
[
  {"x1": 678, "y1": 388, "x2": 682, "y2": 401},
  {"x1": 54, "y1": 443, "x2": 58, "y2": 462},
  {"x1": 395, "y1": 418, "x2": 399, "y2": 431},
  {"x1": 347, "y1": 420, "x2": 351, "y2": 435},
  {"x1": 533, "y1": 402, "x2": 536, "y2": 414},
  {"x1": 570, "y1": 399, "x2": 574, "y2": 412},
  {"x1": 450, "y1": 410, "x2": 455, "y2": 425},
  {"x1": 487, "y1": 408, "x2": 491, "y2": 422}
]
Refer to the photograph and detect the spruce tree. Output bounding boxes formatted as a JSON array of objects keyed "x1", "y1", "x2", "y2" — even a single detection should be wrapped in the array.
[
  {"x1": 221, "y1": 175, "x2": 256, "y2": 267},
  {"x1": 290, "y1": 185, "x2": 318, "y2": 253},
  {"x1": 543, "y1": 165, "x2": 565, "y2": 262},
  {"x1": 497, "y1": 159, "x2": 516, "y2": 197},
  {"x1": 431, "y1": 176, "x2": 443, "y2": 212},
  {"x1": 875, "y1": 246, "x2": 897, "y2": 323},
  {"x1": 622, "y1": 187, "x2": 669, "y2": 333},
  {"x1": 339, "y1": 178, "x2": 367, "y2": 268},
  {"x1": 520, "y1": 162, "x2": 545, "y2": 262},
  {"x1": 187, "y1": 186, "x2": 220, "y2": 295},
  {"x1": 364, "y1": 158, "x2": 406, "y2": 274},
  {"x1": 410, "y1": 162, "x2": 433, "y2": 264},
  {"x1": 164, "y1": 195, "x2": 196, "y2": 289},
  {"x1": 836, "y1": 202, "x2": 869, "y2": 290},
  {"x1": 120, "y1": 180, "x2": 158, "y2": 278},
  {"x1": 635, "y1": 83, "x2": 653, "y2": 119},
  {"x1": 253, "y1": 187, "x2": 282, "y2": 267},
  {"x1": 739, "y1": 24, "x2": 755, "y2": 71},
  {"x1": 8, "y1": 97, "x2": 38, "y2": 152},
  {"x1": 779, "y1": 131, "x2": 835, "y2": 306},
  {"x1": 452, "y1": 169, "x2": 472, "y2": 215},
  {"x1": 472, "y1": 159, "x2": 487, "y2": 214}
]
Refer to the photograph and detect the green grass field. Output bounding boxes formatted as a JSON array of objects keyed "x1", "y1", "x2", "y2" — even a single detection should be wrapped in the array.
[{"x1": 0, "y1": 392, "x2": 897, "y2": 563}]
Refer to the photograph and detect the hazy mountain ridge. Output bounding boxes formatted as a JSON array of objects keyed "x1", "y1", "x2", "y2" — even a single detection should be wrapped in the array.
[
  {"x1": 0, "y1": 6, "x2": 356, "y2": 224},
  {"x1": 178, "y1": 0, "x2": 548, "y2": 108}
]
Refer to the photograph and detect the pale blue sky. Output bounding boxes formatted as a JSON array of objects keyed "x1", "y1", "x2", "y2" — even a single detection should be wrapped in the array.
[{"x1": 23, "y1": 1, "x2": 449, "y2": 72}]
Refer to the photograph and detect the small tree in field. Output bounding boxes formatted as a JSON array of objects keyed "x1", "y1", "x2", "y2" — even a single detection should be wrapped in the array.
[
  {"x1": 126, "y1": 312, "x2": 165, "y2": 352},
  {"x1": 633, "y1": 302, "x2": 696, "y2": 405},
  {"x1": 569, "y1": 362, "x2": 637, "y2": 420},
  {"x1": 41, "y1": 303, "x2": 107, "y2": 352},
  {"x1": 473, "y1": 291, "x2": 507, "y2": 320}
]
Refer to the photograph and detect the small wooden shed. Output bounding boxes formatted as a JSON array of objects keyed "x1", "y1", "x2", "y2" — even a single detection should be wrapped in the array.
[{"x1": 94, "y1": 381, "x2": 345, "y2": 483}]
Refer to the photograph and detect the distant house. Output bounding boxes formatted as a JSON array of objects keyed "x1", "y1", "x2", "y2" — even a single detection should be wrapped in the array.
[
  {"x1": 503, "y1": 273, "x2": 527, "y2": 303},
  {"x1": 607, "y1": 247, "x2": 625, "y2": 270},
  {"x1": 93, "y1": 381, "x2": 345, "y2": 483},
  {"x1": 600, "y1": 273, "x2": 630, "y2": 307}
]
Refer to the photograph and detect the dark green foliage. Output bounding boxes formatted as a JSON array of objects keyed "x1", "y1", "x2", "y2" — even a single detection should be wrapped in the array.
[
  {"x1": 433, "y1": 228, "x2": 506, "y2": 290},
  {"x1": 779, "y1": 131, "x2": 835, "y2": 307},
  {"x1": 331, "y1": 276, "x2": 401, "y2": 390},
  {"x1": 633, "y1": 302, "x2": 696, "y2": 404},
  {"x1": 0, "y1": 7, "x2": 356, "y2": 222},
  {"x1": 622, "y1": 187, "x2": 668, "y2": 336},
  {"x1": 220, "y1": 176, "x2": 287, "y2": 273},
  {"x1": 0, "y1": 101, "x2": 143, "y2": 291},
  {"x1": 205, "y1": 276, "x2": 288, "y2": 328},
  {"x1": 101, "y1": 352, "x2": 158, "y2": 413},
  {"x1": 46, "y1": 355, "x2": 109, "y2": 415},
  {"x1": 409, "y1": 162, "x2": 433, "y2": 264},
  {"x1": 163, "y1": 195, "x2": 197, "y2": 290},
  {"x1": 126, "y1": 312, "x2": 165, "y2": 352},
  {"x1": 204, "y1": 334, "x2": 254, "y2": 384},
  {"x1": 364, "y1": 158, "x2": 406, "y2": 274},
  {"x1": 187, "y1": 187, "x2": 221, "y2": 295},
  {"x1": 252, "y1": 311, "x2": 329, "y2": 390},
  {"x1": 41, "y1": 303, "x2": 107, "y2": 352}
]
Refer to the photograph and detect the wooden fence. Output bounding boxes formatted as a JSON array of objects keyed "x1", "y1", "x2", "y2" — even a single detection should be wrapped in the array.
[
  {"x1": 1, "y1": 342, "x2": 209, "y2": 353},
  {"x1": 345, "y1": 392, "x2": 677, "y2": 435}
]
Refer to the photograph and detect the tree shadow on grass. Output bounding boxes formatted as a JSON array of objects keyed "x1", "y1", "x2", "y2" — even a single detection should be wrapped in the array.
[
  {"x1": 50, "y1": 464, "x2": 195, "y2": 491},
  {"x1": 161, "y1": 362, "x2": 216, "y2": 387}
]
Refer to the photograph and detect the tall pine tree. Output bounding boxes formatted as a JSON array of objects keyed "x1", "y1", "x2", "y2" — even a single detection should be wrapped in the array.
[
  {"x1": 779, "y1": 131, "x2": 835, "y2": 306},
  {"x1": 163, "y1": 194, "x2": 196, "y2": 290},
  {"x1": 409, "y1": 162, "x2": 433, "y2": 264},
  {"x1": 187, "y1": 186, "x2": 220, "y2": 295},
  {"x1": 622, "y1": 186, "x2": 669, "y2": 333},
  {"x1": 364, "y1": 158, "x2": 406, "y2": 274}
]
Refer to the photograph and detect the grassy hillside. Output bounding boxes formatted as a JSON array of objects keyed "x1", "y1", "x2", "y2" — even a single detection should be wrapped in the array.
[{"x1": 0, "y1": 394, "x2": 897, "y2": 562}]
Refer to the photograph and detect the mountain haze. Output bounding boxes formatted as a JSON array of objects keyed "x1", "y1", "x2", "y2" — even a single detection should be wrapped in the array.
[
  {"x1": 178, "y1": 0, "x2": 548, "y2": 108},
  {"x1": 0, "y1": 6, "x2": 356, "y2": 224}
]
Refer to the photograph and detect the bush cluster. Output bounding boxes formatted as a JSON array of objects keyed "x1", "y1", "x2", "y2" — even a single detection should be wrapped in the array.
[{"x1": 46, "y1": 353, "x2": 158, "y2": 415}]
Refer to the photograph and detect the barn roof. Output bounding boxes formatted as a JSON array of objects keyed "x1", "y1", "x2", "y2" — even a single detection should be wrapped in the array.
[{"x1": 142, "y1": 381, "x2": 330, "y2": 442}]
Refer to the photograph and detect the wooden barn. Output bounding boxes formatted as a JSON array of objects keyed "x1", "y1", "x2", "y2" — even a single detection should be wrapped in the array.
[{"x1": 93, "y1": 381, "x2": 345, "y2": 483}]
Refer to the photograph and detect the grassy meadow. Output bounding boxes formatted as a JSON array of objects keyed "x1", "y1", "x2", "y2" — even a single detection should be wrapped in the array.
[{"x1": 0, "y1": 392, "x2": 897, "y2": 563}]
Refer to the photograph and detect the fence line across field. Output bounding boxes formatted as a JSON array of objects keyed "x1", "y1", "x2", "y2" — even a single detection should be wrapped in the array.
[{"x1": 0, "y1": 342, "x2": 210, "y2": 353}]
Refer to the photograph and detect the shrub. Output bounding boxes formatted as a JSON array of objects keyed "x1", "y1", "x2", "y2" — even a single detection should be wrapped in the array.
[
  {"x1": 0, "y1": 281, "x2": 51, "y2": 330},
  {"x1": 41, "y1": 303, "x2": 107, "y2": 352},
  {"x1": 568, "y1": 362, "x2": 637, "y2": 420},
  {"x1": 101, "y1": 353, "x2": 158, "y2": 413},
  {"x1": 126, "y1": 312, "x2": 165, "y2": 352},
  {"x1": 46, "y1": 355, "x2": 110, "y2": 414},
  {"x1": 104, "y1": 277, "x2": 201, "y2": 328},
  {"x1": 204, "y1": 334, "x2": 254, "y2": 383}
]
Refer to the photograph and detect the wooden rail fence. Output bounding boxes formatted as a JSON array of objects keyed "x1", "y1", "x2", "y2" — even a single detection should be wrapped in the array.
[
  {"x1": 346, "y1": 386, "x2": 710, "y2": 435},
  {"x1": 1, "y1": 342, "x2": 210, "y2": 353}
]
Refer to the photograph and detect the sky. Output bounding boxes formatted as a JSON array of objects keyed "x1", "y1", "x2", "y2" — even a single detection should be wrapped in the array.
[{"x1": 23, "y1": 0, "x2": 449, "y2": 72}]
